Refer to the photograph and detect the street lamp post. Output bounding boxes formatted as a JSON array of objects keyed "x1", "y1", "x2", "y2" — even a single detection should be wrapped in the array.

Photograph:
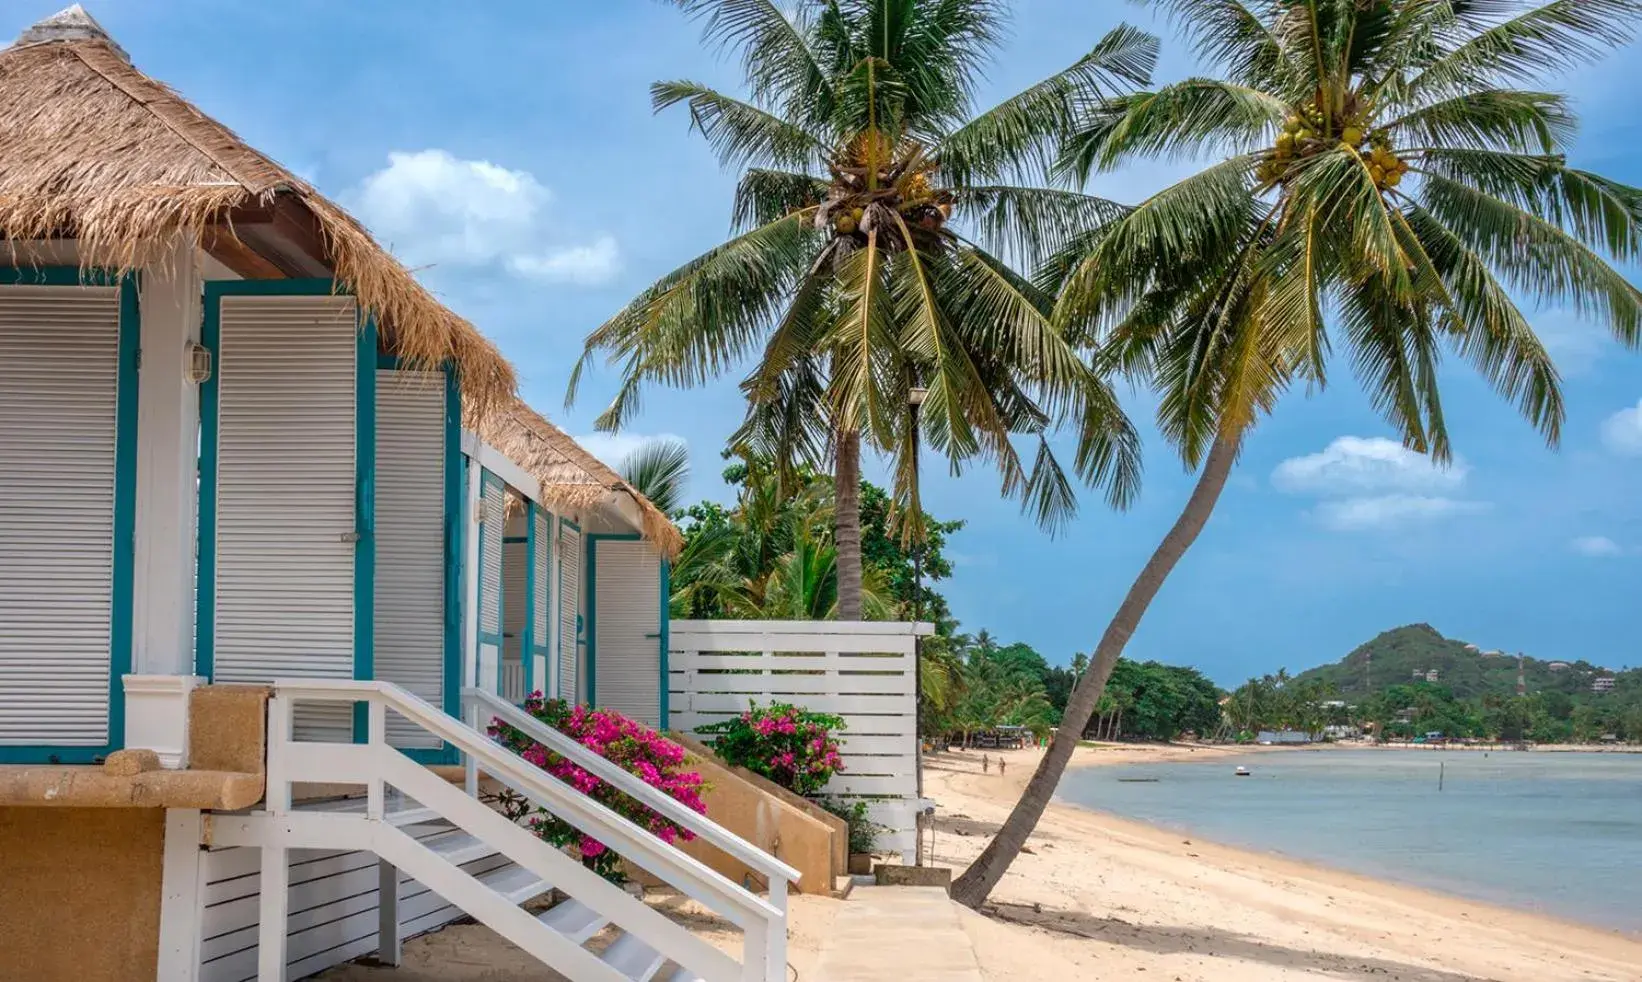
[{"x1": 907, "y1": 385, "x2": 927, "y2": 864}]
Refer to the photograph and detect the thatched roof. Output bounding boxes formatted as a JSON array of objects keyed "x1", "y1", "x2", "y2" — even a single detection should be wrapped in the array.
[
  {"x1": 477, "y1": 400, "x2": 683, "y2": 560},
  {"x1": 0, "y1": 5, "x2": 514, "y2": 412}
]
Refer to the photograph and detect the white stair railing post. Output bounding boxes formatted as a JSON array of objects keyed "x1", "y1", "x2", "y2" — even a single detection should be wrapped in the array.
[
  {"x1": 376, "y1": 858, "x2": 401, "y2": 967},
  {"x1": 258, "y1": 694, "x2": 293, "y2": 981},
  {"x1": 741, "y1": 916, "x2": 769, "y2": 982},
  {"x1": 366, "y1": 697, "x2": 386, "y2": 820},
  {"x1": 463, "y1": 699, "x2": 480, "y2": 798},
  {"x1": 766, "y1": 878, "x2": 788, "y2": 982}
]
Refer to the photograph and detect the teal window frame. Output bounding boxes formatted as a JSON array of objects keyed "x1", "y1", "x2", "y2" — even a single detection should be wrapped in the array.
[{"x1": 0, "y1": 267, "x2": 138, "y2": 764}]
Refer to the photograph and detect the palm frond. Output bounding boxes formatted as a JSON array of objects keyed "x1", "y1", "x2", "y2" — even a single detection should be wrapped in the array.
[
  {"x1": 620, "y1": 439, "x2": 693, "y2": 514},
  {"x1": 668, "y1": 0, "x2": 835, "y2": 128},
  {"x1": 732, "y1": 168, "x2": 831, "y2": 231},
  {"x1": 653, "y1": 80, "x2": 830, "y2": 170},
  {"x1": 1389, "y1": 89, "x2": 1575, "y2": 154},
  {"x1": 937, "y1": 23, "x2": 1160, "y2": 186},
  {"x1": 1060, "y1": 78, "x2": 1286, "y2": 181},
  {"x1": 1138, "y1": 0, "x2": 1296, "y2": 88},
  {"x1": 1408, "y1": 0, "x2": 1642, "y2": 99},
  {"x1": 959, "y1": 185, "x2": 1129, "y2": 270}
]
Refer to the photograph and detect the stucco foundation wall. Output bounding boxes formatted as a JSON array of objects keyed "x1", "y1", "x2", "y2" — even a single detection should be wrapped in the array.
[{"x1": 0, "y1": 806, "x2": 164, "y2": 982}]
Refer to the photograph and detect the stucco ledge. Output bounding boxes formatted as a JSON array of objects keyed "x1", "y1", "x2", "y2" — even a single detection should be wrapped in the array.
[{"x1": 0, "y1": 764, "x2": 264, "y2": 809}]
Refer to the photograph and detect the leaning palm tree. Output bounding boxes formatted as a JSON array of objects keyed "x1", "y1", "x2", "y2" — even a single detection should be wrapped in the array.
[
  {"x1": 954, "y1": 0, "x2": 1642, "y2": 907},
  {"x1": 568, "y1": 0, "x2": 1153, "y2": 618}
]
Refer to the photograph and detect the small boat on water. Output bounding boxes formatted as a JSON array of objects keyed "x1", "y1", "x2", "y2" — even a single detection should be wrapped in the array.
[{"x1": 1234, "y1": 766, "x2": 1252, "y2": 777}]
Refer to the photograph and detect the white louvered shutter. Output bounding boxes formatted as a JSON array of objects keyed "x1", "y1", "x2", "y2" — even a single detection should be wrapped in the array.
[
  {"x1": 373, "y1": 369, "x2": 446, "y2": 747},
  {"x1": 557, "y1": 522, "x2": 581, "y2": 703},
  {"x1": 593, "y1": 540, "x2": 661, "y2": 727},
  {"x1": 0, "y1": 286, "x2": 121, "y2": 748},
  {"x1": 212, "y1": 296, "x2": 357, "y2": 742},
  {"x1": 477, "y1": 473, "x2": 504, "y2": 696},
  {"x1": 531, "y1": 509, "x2": 551, "y2": 698},
  {"x1": 502, "y1": 536, "x2": 527, "y2": 700}
]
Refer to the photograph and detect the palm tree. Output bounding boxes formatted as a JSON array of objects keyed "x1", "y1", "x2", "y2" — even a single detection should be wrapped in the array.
[
  {"x1": 953, "y1": 0, "x2": 1642, "y2": 907},
  {"x1": 619, "y1": 438, "x2": 692, "y2": 514},
  {"x1": 567, "y1": 0, "x2": 1153, "y2": 618}
]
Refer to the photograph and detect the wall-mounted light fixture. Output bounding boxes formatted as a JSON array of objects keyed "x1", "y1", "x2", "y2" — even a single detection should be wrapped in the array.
[{"x1": 186, "y1": 342, "x2": 213, "y2": 384}]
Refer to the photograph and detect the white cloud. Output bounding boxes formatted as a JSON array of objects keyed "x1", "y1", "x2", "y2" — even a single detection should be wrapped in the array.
[
  {"x1": 571, "y1": 432, "x2": 687, "y2": 472},
  {"x1": 1571, "y1": 535, "x2": 1623, "y2": 558},
  {"x1": 1272, "y1": 436, "x2": 1466, "y2": 495},
  {"x1": 1313, "y1": 495, "x2": 1489, "y2": 532},
  {"x1": 1600, "y1": 400, "x2": 1642, "y2": 456},
  {"x1": 351, "y1": 149, "x2": 620, "y2": 285}
]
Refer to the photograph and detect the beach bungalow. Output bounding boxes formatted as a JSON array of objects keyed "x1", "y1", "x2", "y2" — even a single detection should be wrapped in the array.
[{"x1": 0, "y1": 8, "x2": 795, "y2": 982}]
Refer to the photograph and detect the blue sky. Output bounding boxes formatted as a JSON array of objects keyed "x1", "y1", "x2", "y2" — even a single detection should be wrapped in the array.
[{"x1": 29, "y1": 1, "x2": 1642, "y2": 684}]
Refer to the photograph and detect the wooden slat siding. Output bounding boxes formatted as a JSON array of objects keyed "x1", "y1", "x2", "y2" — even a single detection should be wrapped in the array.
[
  {"x1": 477, "y1": 473, "x2": 505, "y2": 694},
  {"x1": 557, "y1": 522, "x2": 581, "y2": 702},
  {"x1": 502, "y1": 537, "x2": 527, "y2": 679},
  {"x1": 592, "y1": 539, "x2": 662, "y2": 727},
  {"x1": 669, "y1": 621, "x2": 920, "y2": 853},
  {"x1": 199, "y1": 822, "x2": 508, "y2": 982},
  {"x1": 373, "y1": 369, "x2": 447, "y2": 747},
  {"x1": 213, "y1": 296, "x2": 357, "y2": 742},
  {"x1": 0, "y1": 286, "x2": 120, "y2": 745}
]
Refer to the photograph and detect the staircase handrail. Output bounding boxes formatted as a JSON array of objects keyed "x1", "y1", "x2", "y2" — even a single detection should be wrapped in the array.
[{"x1": 464, "y1": 686, "x2": 801, "y2": 887}]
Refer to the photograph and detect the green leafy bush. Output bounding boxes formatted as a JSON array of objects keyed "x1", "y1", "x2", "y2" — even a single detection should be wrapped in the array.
[{"x1": 696, "y1": 702, "x2": 846, "y2": 796}]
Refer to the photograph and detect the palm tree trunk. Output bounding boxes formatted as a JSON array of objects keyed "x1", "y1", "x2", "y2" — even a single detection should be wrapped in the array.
[
  {"x1": 835, "y1": 427, "x2": 864, "y2": 620},
  {"x1": 950, "y1": 431, "x2": 1241, "y2": 909}
]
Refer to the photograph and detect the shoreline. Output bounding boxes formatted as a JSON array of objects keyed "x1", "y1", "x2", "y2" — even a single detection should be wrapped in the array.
[{"x1": 924, "y1": 744, "x2": 1642, "y2": 982}]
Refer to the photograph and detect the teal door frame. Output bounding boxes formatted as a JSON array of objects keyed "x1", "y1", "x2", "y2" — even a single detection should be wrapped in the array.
[
  {"x1": 195, "y1": 281, "x2": 377, "y2": 740},
  {"x1": 0, "y1": 267, "x2": 138, "y2": 764},
  {"x1": 476, "y1": 469, "x2": 506, "y2": 696}
]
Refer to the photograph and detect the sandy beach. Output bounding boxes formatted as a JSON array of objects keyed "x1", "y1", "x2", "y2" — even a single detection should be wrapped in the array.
[
  {"x1": 318, "y1": 742, "x2": 1642, "y2": 981},
  {"x1": 925, "y1": 743, "x2": 1642, "y2": 982}
]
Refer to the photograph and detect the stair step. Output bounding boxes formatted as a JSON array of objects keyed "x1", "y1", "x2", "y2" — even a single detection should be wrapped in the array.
[
  {"x1": 537, "y1": 898, "x2": 609, "y2": 944},
  {"x1": 424, "y1": 830, "x2": 497, "y2": 867},
  {"x1": 663, "y1": 969, "x2": 703, "y2": 982},
  {"x1": 476, "y1": 863, "x2": 552, "y2": 905},
  {"x1": 600, "y1": 931, "x2": 667, "y2": 981}
]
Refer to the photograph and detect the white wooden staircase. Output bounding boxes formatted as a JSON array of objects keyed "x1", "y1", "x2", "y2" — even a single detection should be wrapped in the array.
[{"x1": 208, "y1": 681, "x2": 798, "y2": 982}]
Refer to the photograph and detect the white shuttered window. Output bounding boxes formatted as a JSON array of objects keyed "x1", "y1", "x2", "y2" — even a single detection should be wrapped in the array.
[
  {"x1": 373, "y1": 369, "x2": 446, "y2": 748},
  {"x1": 592, "y1": 539, "x2": 661, "y2": 727},
  {"x1": 0, "y1": 285, "x2": 122, "y2": 748},
  {"x1": 210, "y1": 296, "x2": 357, "y2": 742}
]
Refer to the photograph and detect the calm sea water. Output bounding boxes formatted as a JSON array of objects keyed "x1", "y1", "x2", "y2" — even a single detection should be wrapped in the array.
[{"x1": 1057, "y1": 749, "x2": 1642, "y2": 933}]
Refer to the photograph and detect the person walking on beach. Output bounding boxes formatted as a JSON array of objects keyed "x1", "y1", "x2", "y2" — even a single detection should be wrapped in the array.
[
  {"x1": 982, "y1": 754, "x2": 990, "y2": 774},
  {"x1": 998, "y1": 757, "x2": 1007, "y2": 777}
]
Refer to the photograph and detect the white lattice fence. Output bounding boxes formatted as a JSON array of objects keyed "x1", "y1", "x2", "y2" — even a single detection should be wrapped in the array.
[{"x1": 668, "y1": 620, "x2": 932, "y2": 860}]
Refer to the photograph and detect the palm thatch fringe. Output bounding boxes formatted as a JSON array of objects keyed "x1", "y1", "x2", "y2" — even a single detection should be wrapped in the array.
[
  {"x1": 477, "y1": 400, "x2": 683, "y2": 560},
  {"x1": 0, "y1": 36, "x2": 515, "y2": 414}
]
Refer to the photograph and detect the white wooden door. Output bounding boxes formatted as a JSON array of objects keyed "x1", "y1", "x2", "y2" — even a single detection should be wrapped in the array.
[
  {"x1": 208, "y1": 294, "x2": 358, "y2": 742},
  {"x1": 556, "y1": 521, "x2": 581, "y2": 702},
  {"x1": 0, "y1": 284, "x2": 126, "y2": 752},
  {"x1": 373, "y1": 368, "x2": 446, "y2": 748},
  {"x1": 592, "y1": 539, "x2": 661, "y2": 727}
]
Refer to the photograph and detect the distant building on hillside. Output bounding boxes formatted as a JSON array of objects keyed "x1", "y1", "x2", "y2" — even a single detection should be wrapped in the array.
[
  {"x1": 1464, "y1": 643, "x2": 1480, "y2": 652},
  {"x1": 1413, "y1": 669, "x2": 1426, "y2": 680},
  {"x1": 1548, "y1": 662, "x2": 1571, "y2": 671},
  {"x1": 1593, "y1": 676, "x2": 1616, "y2": 692},
  {"x1": 1483, "y1": 649, "x2": 1505, "y2": 658},
  {"x1": 1422, "y1": 669, "x2": 1440, "y2": 683}
]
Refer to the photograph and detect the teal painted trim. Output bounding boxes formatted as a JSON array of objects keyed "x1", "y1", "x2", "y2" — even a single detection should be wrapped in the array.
[
  {"x1": 521, "y1": 503, "x2": 538, "y2": 701},
  {"x1": 658, "y1": 559, "x2": 671, "y2": 730},
  {"x1": 107, "y1": 274, "x2": 140, "y2": 754},
  {"x1": 0, "y1": 266, "x2": 123, "y2": 286},
  {"x1": 584, "y1": 534, "x2": 597, "y2": 706},
  {"x1": 197, "y1": 278, "x2": 345, "y2": 680},
  {"x1": 203, "y1": 277, "x2": 342, "y2": 297},
  {"x1": 352, "y1": 314, "x2": 379, "y2": 743},
  {"x1": 0, "y1": 268, "x2": 139, "y2": 762},
  {"x1": 559, "y1": 516, "x2": 582, "y2": 533},
  {"x1": 438, "y1": 367, "x2": 462, "y2": 762}
]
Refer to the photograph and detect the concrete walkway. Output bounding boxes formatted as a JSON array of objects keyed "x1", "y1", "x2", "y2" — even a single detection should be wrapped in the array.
[{"x1": 812, "y1": 886, "x2": 985, "y2": 982}]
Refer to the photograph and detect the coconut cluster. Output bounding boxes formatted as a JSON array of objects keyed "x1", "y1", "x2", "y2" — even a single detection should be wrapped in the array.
[
  {"x1": 814, "y1": 134, "x2": 953, "y2": 249},
  {"x1": 1257, "y1": 96, "x2": 1409, "y2": 190}
]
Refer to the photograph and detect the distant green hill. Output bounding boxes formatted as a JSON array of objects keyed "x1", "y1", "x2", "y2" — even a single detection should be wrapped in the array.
[{"x1": 1293, "y1": 623, "x2": 1629, "y2": 700}]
